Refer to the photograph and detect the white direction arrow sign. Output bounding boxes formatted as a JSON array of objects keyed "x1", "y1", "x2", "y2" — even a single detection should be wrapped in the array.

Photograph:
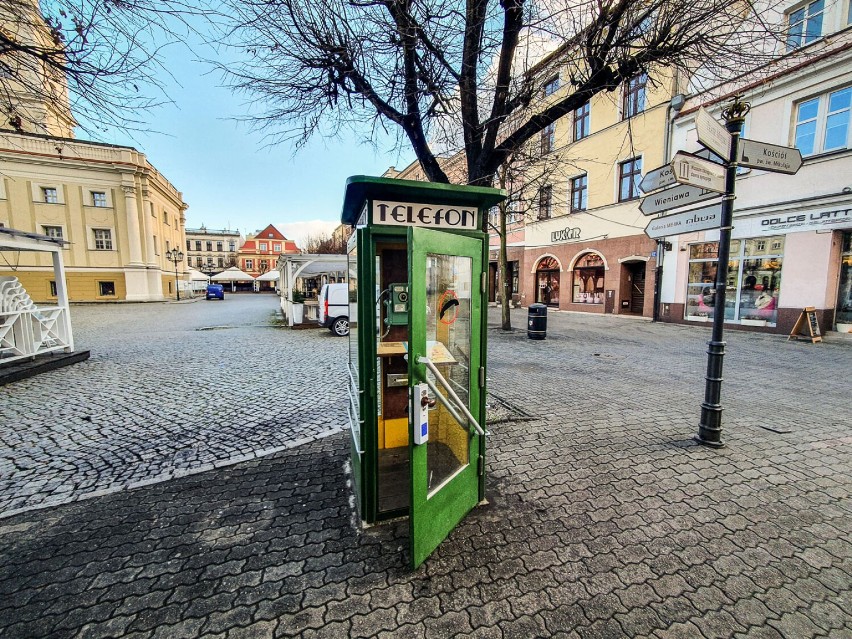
[
  {"x1": 695, "y1": 107, "x2": 732, "y2": 160},
  {"x1": 671, "y1": 151, "x2": 726, "y2": 193},
  {"x1": 639, "y1": 164, "x2": 676, "y2": 194},
  {"x1": 639, "y1": 184, "x2": 718, "y2": 216},
  {"x1": 737, "y1": 138, "x2": 803, "y2": 175},
  {"x1": 644, "y1": 204, "x2": 723, "y2": 239}
]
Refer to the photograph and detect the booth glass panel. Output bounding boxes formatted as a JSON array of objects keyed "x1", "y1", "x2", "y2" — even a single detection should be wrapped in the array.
[{"x1": 424, "y1": 253, "x2": 472, "y2": 494}]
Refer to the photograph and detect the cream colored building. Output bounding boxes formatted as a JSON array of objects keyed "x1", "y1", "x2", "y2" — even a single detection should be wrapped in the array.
[
  {"x1": 0, "y1": 0, "x2": 188, "y2": 302},
  {"x1": 185, "y1": 226, "x2": 240, "y2": 275}
]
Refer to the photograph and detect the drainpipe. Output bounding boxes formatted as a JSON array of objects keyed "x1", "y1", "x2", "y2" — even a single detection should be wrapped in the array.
[{"x1": 653, "y1": 81, "x2": 686, "y2": 322}]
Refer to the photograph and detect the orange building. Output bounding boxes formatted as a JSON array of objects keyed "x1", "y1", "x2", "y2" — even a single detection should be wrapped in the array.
[{"x1": 237, "y1": 224, "x2": 299, "y2": 290}]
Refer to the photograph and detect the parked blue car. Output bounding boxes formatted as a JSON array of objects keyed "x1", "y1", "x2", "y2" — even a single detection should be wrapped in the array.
[{"x1": 206, "y1": 284, "x2": 225, "y2": 300}]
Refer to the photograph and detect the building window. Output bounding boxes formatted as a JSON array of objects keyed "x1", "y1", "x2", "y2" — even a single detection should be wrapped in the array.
[
  {"x1": 619, "y1": 157, "x2": 642, "y2": 201},
  {"x1": 153, "y1": 235, "x2": 159, "y2": 256},
  {"x1": 197, "y1": 257, "x2": 203, "y2": 267},
  {"x1": 273, "y1": 243, "x2": 282, "y2": 252},
  {"x1": 786, "y1": 0, "x2": 824, "y2": 50},
  {"x1": 218, "y1": 257, "x2": 224, "y2": 267},
  {"x1": 685, "y1": 237, "x2": 785, "y2": 325},
  {"x1": 98, "y1": 281, "x2": 116, "y2": 296},
  {"x1": 91, "y1": 191, "x2": 107, "y2": 207},
  {"x1": 259, "y1": 242, "x2": 268, "y2": 251},
  {"x1": 229, "y1": 241, "x2": 236, "y2": 252},
  {"x1": 795, "y1": 86, "x2": 851, "y2": 155},
  {"x1": 166, "y1": 240, "x2": 171, "y2": 254},
  {"x1": 538, "y1": 185, "x2": 553, "y2": 220},
  {"x1": 572, "y1": 253, "x2": 605, "y2": 304},
  {"x1": 42, "y1": 187, "x2": 58, "y2": 204},
  {"x1": 622, "y1": 74, "x2": 647, "y2": 119},
  {"x1": 217, "y1": 241, "x2": 223, "y2": 252},
  {"x1": 206, "y1": 241, "x2": 213, "y2": 251},
  {"x1": 186, "y1": 239, "x2": 191, "y2": 251},
  {"x1": 49, "y1": 281, "x2": 57, "y2": 296},
  {"x1": 536, "y1": 256, "x2": 560, "y2": 306},
  {"x1": 245, "y1": 259, "x2": 253, "y2": 270},
  {"x1": 163, "y1": 211, "x2": 169, "y2": 225},
  {"x1": 195, "y1": 240, "x2": 202, "y2": 251},
  {"x1": 570, "y1": 175, "x2": 588, "y2": 212},
  {"x1": 543, "y1": 76, "x2": 559, "y2": 97},
  {"x1": 93, "y1": 228, "x2": 113, "y2": 250},
  {"x1": 573, "y1": 102, "x2": 590, "y2": 141},
  {"x1": 42, "y1": 225, "x2": 63, "y2": 239},
  {"x1": 540, "y1": 122, "x2": 556, "y2": 154},
  {"x1": 186, "y1": 254, "x2": 191, "y2": 264}
]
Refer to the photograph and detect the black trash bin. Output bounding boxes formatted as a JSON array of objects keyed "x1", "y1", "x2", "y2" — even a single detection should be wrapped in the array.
[{"x1": 527, "y1": 303, "x2": 547, "y2": 340}]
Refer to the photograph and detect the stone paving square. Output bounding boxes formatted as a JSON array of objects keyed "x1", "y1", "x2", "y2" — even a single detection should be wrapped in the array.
[{"x1": 0, "y1": 299, "x2": 850, "y2": 638}]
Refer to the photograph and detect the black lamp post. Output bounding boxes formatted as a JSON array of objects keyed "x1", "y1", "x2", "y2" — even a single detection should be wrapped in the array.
[{"x1": 165, "y1": 248, "x2": 185, "y2": 301}]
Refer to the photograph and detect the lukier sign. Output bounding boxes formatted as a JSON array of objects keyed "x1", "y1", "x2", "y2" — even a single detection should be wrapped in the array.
[
  {"x1": 639, "y1": 184, "x2": 717, "y2": 216},
  {"x1": 639, "y1": 164, "x2": 676, "y2": 194},
  {"x1": 644, "y1": 203, "x2": 722, "y2": 239},
  {"x1": 671, "y1": 152, "x2": 726, "y2": 193},
  {"x1": 373, "y1": 200, "x2": 478, "y2": 230},
  {"x1": 695, "y1": 107, "x2": 732, "y2": 160},
  {"x1": 737, "y1": 138, "x2": 803, "y2": 175}
]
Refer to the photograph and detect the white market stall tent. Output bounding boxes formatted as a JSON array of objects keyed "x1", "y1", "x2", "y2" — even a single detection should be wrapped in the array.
[
  {"x1": 211, "y1": 266, "x2": 255, "y2": 292},
  {"x1": 276, "y1": 254, "x2": 348, "y2": 327},
  {"x1": 185, "y1": 268, "x2": 210, "y2": 294}
]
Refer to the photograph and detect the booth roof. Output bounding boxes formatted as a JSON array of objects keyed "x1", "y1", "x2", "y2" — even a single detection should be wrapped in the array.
[
  {"x1": 187, "y1": 268, "x2": 210, "y2": 281},
  {"x1": 211, "y1": 266, "x2": 255, "y2": 281},
  {"x1": 256, "y1": 270, "x2": 280, "y2": 281},
  {"x1": 277, "y1": 254, "x2": 347, "y2": 276},
  {"x1": 340, "y1": 175, "x2": 506, "y2": 226}
]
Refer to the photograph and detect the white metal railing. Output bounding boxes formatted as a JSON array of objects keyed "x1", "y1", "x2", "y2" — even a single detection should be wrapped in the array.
[{"x1": 0, "y1": 306, "x2": 71, "y2": 364}]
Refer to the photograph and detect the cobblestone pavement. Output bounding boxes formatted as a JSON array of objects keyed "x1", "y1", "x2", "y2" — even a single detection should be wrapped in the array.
[
  {"x1": 0, "y1": 308, "x2": 850, "y2": 638},
  {"x1": 0, "y1": 295, "x2": 348, "y2": 517}
]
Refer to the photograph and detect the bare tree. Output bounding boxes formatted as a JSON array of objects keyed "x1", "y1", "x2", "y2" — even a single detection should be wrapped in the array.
[
  {"x1": 0, "y1": 0, "x2": 196, "y2": 137},
  {"x1": 214, "y1": 0, "x2": 790, "y2": 210},
  {"x1": 301, "y1": 230, "x2": 350, "y2": 255}
]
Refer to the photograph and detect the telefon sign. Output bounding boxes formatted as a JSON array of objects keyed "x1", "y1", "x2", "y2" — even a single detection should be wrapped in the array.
[{"x1": 373, "y1": 200, "x2": 478, "y2": 230}]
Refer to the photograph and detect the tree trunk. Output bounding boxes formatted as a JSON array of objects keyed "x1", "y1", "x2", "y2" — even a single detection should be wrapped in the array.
[{"x1": 500, "y1": 203, "x2": 511, "y2": 331}]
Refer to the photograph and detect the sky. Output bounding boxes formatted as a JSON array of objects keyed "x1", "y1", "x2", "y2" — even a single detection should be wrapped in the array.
[{"x1": 103, "y1": 40, "x2": 414, "y2": 247}]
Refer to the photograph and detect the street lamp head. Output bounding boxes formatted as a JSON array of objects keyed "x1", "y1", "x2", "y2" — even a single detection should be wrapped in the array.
[{"x1": 177, "y1": 250, "x2": 184, "y2": 261}]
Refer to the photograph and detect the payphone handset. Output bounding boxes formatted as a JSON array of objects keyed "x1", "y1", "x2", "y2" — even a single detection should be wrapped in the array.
[{"x1": 384, "y1": 283, "x2": 409, "y2": 327}]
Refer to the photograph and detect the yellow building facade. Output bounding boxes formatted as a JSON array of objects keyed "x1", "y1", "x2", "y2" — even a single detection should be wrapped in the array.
[{"x1": 0, "y1": 132, "x2": 188, "y2": 302}]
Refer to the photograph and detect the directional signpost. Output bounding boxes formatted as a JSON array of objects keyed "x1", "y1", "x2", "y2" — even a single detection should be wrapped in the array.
[
  {"x1": 644, "y1": 204, "x2": 722, "y2": 239},
  {"x1": 737, "y1": 138, "x2": 803, "y2": 174},
  {"x1": 695, "y1": 107, "x2": 732, "y2": 160},
  {"x1": 639, "y1": 164, "x2": 676, "y2": 194},
  {"x1": 639, "y1": 184, "x2": 717, "y2": 216},
  {"x1": 671, "y1": 151, "x2": 726, "y2": 193}
]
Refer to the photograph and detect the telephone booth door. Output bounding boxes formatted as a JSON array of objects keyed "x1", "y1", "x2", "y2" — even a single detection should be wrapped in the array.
[{"x1": 407, "y1": 227, "x2": 486, "y2": 569}]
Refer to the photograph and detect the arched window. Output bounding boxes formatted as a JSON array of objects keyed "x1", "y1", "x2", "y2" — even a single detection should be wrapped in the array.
[
  {"x1": 572, "y1": 253, "x2": 605, "y2": 304},
  {"x1": 535, "y1": 256, "x2": 560, "y2": 307}
]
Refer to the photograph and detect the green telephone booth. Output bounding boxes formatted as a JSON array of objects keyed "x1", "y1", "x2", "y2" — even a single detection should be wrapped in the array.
[{"x1": 343, "y1": 176, "x2": 505, "y2": 568}]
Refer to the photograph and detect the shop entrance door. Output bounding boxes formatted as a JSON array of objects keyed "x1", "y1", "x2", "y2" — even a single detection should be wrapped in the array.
[
  {"x1": 629, "y1": 263, "x2": 646, "y2": 314},
  {"x1": 407, "y1": 227, "x2": 484, "y2": 569}
]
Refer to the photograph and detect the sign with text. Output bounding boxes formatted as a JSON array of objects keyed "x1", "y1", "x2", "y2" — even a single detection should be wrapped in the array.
[
  {"x1": 695, "y1": 107, "x2": 732, "y2": 160},
  {"x1": 732, "y1": 206, "x2": 852, "y2": 237},
  {"x1": 671, "y1": 152, "x2": 726, "y2": 193},
  {"x1": 372, "y1": 200, "x2": 478, "y2": 230},
  {"x1": 639, "y1": 164, "x2": 676, "y2": 194},
  {"x1": 644, "y1": 203, "x2": 722, "y2": 239},
  {"x1": 737, "y1": 139, "x2": 803, "y2": 175},
  {"x1": 551, "y1": 226, "x2": 581, "y2": 243},
  {"x1": 639, "y1": 184, "x2": 718, "y2": 216}
]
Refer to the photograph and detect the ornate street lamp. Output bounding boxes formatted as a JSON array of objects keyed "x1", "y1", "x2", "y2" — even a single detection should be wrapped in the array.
[{"x1": 165, "y1": 248, "x2": 185, "y2": 301}]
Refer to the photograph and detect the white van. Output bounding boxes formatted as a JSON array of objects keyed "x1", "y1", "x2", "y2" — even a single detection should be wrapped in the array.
[{"x1": 318, "y1": 283, "x2": 350, "y2": 336}]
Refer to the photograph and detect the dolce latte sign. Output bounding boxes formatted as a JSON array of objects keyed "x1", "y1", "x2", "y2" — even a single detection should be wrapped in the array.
[{"x1": 372, "y1": 200, "x2": 478, "y2": 230}]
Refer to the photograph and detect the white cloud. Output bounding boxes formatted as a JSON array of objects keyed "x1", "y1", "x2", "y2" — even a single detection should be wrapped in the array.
[{"x1": 275, "y1": 220, "x2": 340, "y2": 248}]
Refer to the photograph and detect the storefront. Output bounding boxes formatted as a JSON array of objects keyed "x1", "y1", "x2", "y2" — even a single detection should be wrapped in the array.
[{"x1": 835, "y1": 231, "x2": 852, "y2": 333}]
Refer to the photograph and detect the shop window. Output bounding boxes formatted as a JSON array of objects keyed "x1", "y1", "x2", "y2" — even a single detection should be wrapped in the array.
[
  {"x1": 510, "y1": 261, "x2": 519, "y2": 295},
  {"x1": 573, "y1": 101, "x2": 590, "y2": 141},
  {"x1": 570, "y1": 175, "x2": 587, "y2": 212},
  {"x1": 795, "y1": 86, "x2": 851, "y2": 155},
  {"x1": 541, "y1": 122, "x2": 555, "y2": 154},
  {"x1": 622, "y1": 74, "x2": 646, "y2": 119},
  {"x1": 685, "y1": 237, "x2": 784, "y2": 325},
  {"x1": 572, "y1": 253, "x2": 605, "y2": 304},
  {"x1": 786, "y1": 0, "x2": 824, "y2": 50},
  {"x1": 535, "y1": 256, "x2": 560, "y2": 306},
  {"x1": 835, "y1": 231, "x2": 852, "y2": 330},
  {"x1": 619, "y1": 157, "x2": 642, "y2": 201},
  {"x1": 538, "y1": 185, "x2": 553, "y2": 220},
  {"x1": 98, "y1": 281, "x2": 116, "y2": 296}
]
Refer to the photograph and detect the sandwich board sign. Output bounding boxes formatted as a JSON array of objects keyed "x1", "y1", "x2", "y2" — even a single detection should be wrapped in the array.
[
  {"x1": 737, "y1": 139, "x2": 803, "y2": 175},
  {"x1": 695, "y1": 107, "x2": 732, "y2": 160},
  {"x1": 639, "y1": 184, "x2": 718, "y2": 216},
  {"x1": 671, "y1": 151, "x2": 726, "y2": 193},
  {"x1": 644, "y1": 203, "x2": 722, "y2": 239}
]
